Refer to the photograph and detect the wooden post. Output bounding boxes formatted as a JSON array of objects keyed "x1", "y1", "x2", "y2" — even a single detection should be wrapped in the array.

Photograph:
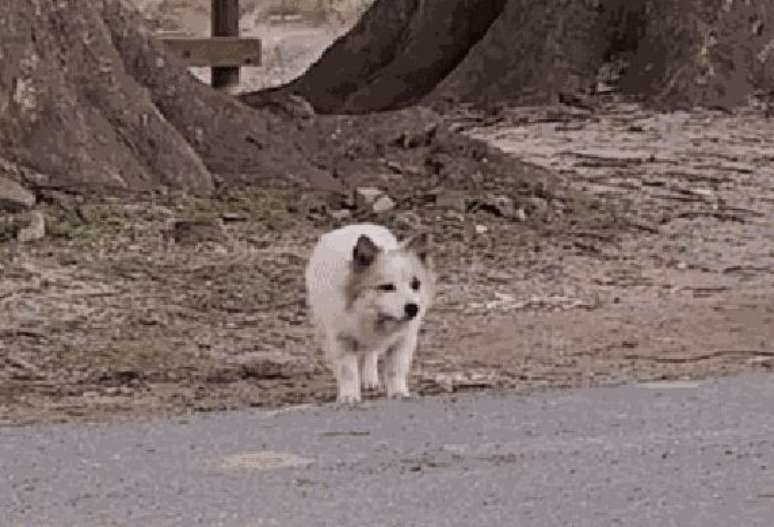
[{"x1": 211, "y1": 0, "x2": 240, "y2": 90}]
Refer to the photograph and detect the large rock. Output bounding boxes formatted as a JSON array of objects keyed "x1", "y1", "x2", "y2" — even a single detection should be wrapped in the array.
[
  {"x1": 0, "y1": 176, "x2": 35, "y2": 212},
  {"x1": 17, "y1": 210, "x2": 46, "y2": 243}
]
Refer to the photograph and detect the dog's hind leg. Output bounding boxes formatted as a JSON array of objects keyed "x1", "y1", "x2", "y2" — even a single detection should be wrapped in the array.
[{"x1": 384, "y1": 332, "x2": 417, "y2": 398}]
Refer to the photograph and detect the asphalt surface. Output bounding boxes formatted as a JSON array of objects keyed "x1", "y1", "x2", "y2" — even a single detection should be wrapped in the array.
[{"x1": 3, "y1": 373, "x2": 774, "y2": 527}]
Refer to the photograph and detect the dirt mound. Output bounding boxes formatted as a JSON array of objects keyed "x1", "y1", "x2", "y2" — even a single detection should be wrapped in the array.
[
  {"x1": 249, "y1": 0, "x2": 774, "y2": 113},
  {"x1": 302, "y1": 106, "x2": 565, "y2": 206}
]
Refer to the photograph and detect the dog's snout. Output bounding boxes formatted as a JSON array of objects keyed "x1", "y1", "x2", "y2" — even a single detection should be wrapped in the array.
[{"x1": 404, "y1": 303, "x2": 419, "y2": 319}]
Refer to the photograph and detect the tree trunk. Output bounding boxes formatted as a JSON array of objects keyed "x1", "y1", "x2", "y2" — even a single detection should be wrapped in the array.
[
  {"x1": 243, "y1": 0, "x2": 774, "y2": 113},
  {"x1": 0, "y1": 0, "x2": 329, "y2": 196},
  {"x1": 5, "y1": 0, "x2": 773, "y2": 197}
]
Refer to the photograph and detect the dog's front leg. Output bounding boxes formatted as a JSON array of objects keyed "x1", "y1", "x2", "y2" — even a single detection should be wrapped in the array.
[
  {"x1": 384, "y1": 332, "x2": 417, "y2": 398},
  {"x1": 333, "y1": 335, "x2": 361, "y2": 403},
  {"x1": 335, "y1": 354, "x2": 361, "y2": 403},
  {"x1": 360, "y1": 351, "x2": 380, "y2": 391}
]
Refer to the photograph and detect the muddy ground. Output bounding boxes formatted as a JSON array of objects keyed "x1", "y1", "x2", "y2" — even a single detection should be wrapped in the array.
[{"x1": 2, "y1": 98, "x2": 773, "y2": 426}]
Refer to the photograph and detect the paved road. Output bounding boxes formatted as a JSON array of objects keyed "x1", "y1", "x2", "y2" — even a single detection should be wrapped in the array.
[{"x1": 3, "y1": 373, "x2": 774, "y2": 527}]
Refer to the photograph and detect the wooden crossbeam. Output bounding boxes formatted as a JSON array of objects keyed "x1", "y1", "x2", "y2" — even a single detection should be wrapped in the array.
[{"x1": 158, "y1": 36, "x2": 262, "y2": 68}]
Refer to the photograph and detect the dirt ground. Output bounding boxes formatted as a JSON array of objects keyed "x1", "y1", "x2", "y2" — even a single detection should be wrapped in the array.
[
  {"x1": 1, "y1": 2, "x2": 772, "y2": 426},
  {"x1": 2, "y1": 97, "x2": 773, "y2": 426}
]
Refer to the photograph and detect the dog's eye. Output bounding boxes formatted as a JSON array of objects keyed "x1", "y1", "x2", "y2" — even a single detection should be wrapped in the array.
[
  {"x1": 411, "y1": 277, "x2": 421, "y2": 291},
  {"x1": 377, "y1": 283, "x2": 396, "y2": 292}
]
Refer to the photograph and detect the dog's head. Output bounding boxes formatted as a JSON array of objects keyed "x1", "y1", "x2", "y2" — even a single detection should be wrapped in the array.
[{"x1": 345, "y1": 231, "x2": 435, "y2": 330}]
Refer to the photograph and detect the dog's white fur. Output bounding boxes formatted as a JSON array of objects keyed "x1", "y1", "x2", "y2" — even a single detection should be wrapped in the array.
[{"x1": 305, "y1": 223, "x2": 435, "y2": 403}]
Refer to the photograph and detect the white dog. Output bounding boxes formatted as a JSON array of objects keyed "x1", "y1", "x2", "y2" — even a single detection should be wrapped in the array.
[{"x1": 305, "y1": 223, "x2": 435, "y2": 403}]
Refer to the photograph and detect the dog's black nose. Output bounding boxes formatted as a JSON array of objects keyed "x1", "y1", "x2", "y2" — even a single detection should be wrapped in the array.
[{"x1": 404, "y1": 303, "x2": 419, "y2": 319}]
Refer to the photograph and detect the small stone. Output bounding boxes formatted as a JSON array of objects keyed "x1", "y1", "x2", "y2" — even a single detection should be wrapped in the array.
[
  {"x1": 434, "y1": 189, "x2": 468, "y2": 212},
  {"x1": 221, "y1": 212, "x2": 247, "y2": 222},
  {"x1": 0, "y1": 176, "x2": 35, "y2": 212},
  {"x1": 355, "y1": 186, "x2": 384, "y2": 205},
  {"x1": 394, "y1": 211, "x2": 421, "y2": 229},
  {"x1": 515, "y1": 208, "x2": 527, "y2": 222},
  {"x1": 385, "y1": 160, "x2": 405, "y2": 173},
  {"x1": 0, "y1": 157, "x2": 49, "y2": 188},
  {"x1": 527, "y1": 196, "x2": 549, "y2": 214},
  {"x1": 285, "y1": 94, "x2": 316, "y2": 119},
  {"x1": 472, "y1": 194, "x2": 517, "y2": 218},
  {"x1": 491, "y1": 194, "x2": 515, "y2": 218},
  {"x1": 17, "y1": 210, "x2": 45, "y2": 242},
  {"x1": 293, "y1": 190, "x2": 339, "y2": 217},
  {"x1": 172, "y1": 217, "x2": 228, "y2": 244},
  {"x1": 39, "y1": 190, "x2": 80, "y2": 210},
  {"x1": 443, "y1": 211, "x2": 465, "y2": 222},
  {"x1": 595, "y1": 81, "x2": 615, "y2": 94},
  {"x1": 372, "y1": 195, "x2": 396, "y2": 213},
  {"x1": 475, "y1": 224, "x2": 488, "y2": 234},
  {"x1": 384, "y1": 160, "x2": 420, "y2": 176},
  {"x1": 393, "y1": 123, "x2": 438, "y2": 148},
  {"x1": 493, "y1": 291, "x2": 515, "y2": 303},
  {"x1": 234, "y1": 352, "x2": 310, "y2": 380},
  {"x1": 329, "y1": 209, "x2": 351, "y2": 220},
  {"x1": 689, "y1": 188, "x2": 714, "y2": 198},
  {"x1": 750, "y1": 356, "x2": 773, "y2": 369}
]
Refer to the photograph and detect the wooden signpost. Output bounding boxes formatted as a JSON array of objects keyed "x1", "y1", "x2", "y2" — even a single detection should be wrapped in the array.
[{"x1": 155, "y1": 0, "x2": 262, "y2": 91}]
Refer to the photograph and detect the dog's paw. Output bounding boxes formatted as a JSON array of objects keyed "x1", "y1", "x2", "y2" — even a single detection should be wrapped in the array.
[
  {"x1": 362, "y1": 378, "x2": 381, "y2": 391},
  {"x1": 386, "y1": 389, "x2": 413, "y2": 400},
  {"x1": 385, "y1": 377, "x2": 411, "y2": 399},
  {"x1": 361, "y1": 355, "x2": 380, "y2": 390},
  {"x1": 337, "y1": 393, "x2": 362, "y2": 404}
]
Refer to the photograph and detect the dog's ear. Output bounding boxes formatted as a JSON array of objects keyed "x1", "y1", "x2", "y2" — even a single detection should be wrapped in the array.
[
  {"x1": 401, "y1": 231, "x2": 431, "y2": 264},
  {"x1": 352, "y1": 235, "x2": 379, "y2": 269}
]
